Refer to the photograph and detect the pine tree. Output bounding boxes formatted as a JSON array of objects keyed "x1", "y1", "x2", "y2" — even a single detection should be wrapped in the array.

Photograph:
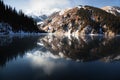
[{"x1": 0, "y1": 0, "x2": 41, "y2": 33}]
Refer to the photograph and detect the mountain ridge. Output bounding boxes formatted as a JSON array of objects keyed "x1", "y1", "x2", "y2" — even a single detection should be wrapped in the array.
[
  {"x1": 39, "y1": 5, "x2": 120, "y2": 36},
  {"x1": 101, "y1": 6, "x2": 120, "y2": 16},
  {"x1": 26, "y1": 8, "x2": 60, "y2": 23}
]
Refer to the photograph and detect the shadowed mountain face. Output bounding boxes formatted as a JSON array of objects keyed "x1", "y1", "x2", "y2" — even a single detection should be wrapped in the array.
[
  {"x1": 39, "y1": 5, "x2": 120, "y2": 36},
  {"x1": 38, "y1": 35, "x2": 120, "y2": 62}
]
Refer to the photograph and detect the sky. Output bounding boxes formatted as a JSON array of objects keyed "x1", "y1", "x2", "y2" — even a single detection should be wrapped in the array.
[{"x1": 3, "y1": 0, "x2": 120, "y2": 13}]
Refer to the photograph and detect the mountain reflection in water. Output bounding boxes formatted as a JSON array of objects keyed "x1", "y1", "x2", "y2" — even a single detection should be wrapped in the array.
[
  {"x1": 1, "y1": 34, "x2": 120, "y2": 80},
  {"x1": 38, "y1": 35, "x2": 120, "y2": 62}
]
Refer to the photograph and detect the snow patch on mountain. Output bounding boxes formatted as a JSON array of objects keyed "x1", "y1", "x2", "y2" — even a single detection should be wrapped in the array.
[
  {"x1": 26, "y1": 8, "x2": 60, "y2": 16},
  {"x1": 26, "y1": 8, "x2": 61, "y2": 23},
  {"x1": 102, "y1": 6, "x2": 120, "y2": 16},
  {"x1": 31, "y1": 15, "x2": 48, "y2": 22},
  {"x1": 0, "y1": 22, "x2": 43, "y2": 35}
]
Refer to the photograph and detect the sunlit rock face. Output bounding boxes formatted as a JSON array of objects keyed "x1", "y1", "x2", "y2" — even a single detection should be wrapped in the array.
[
  {"x1": 38, "y1": 35, "x2": 120, "y2": 62},
  {"x1": 39, "y1": 5, "x2": 120, "y2": 36}
]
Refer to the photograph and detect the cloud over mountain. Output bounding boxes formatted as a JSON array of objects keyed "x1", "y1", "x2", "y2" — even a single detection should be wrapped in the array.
[{"x1": 29, "y1": 0, "x2": 71, "y2": 11}]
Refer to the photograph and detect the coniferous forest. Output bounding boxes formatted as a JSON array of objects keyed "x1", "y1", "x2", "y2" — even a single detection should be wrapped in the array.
[{"x1": 0, "y1": 0, "x2": 42, "y2": 33}]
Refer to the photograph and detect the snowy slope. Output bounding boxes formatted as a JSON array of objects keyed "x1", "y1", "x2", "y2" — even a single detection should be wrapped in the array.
[
  {"x1": 0, "y1": 22, "x2": 42, "y2": 35},
  {"x1": 102, "y1": 6, "x2": 120, "y2": 16},
  {"x1": 31, "y1": 15, "x2": 48, "y2": 22},
  {"x1": 26, "y1": 8, "x2": 60, "y2": 22}
]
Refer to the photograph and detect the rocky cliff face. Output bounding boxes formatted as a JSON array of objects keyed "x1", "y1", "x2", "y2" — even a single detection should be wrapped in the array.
[{"x1": 39, "y1": 5, "x2": 120, "y2": 36}]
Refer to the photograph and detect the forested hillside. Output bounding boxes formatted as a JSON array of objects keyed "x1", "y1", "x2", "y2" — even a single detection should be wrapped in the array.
[{"x1": 0, "y1": 0, "x2": 41, "y2": 33}]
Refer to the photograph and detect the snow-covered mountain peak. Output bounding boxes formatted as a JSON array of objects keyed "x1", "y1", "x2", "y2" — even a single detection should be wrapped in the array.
[
  {"x1": 102, "y1": 6, "x2": 112, "y2": 10},
  {"x1": 26, "y1": 8, "x2": 61, "y2": 17},
  {"x1": 102, "y1": 6, "x2": 120, "y2": 16},
  {"x1": 25, "y1": 8, "x2": 61, "y2": 22}
]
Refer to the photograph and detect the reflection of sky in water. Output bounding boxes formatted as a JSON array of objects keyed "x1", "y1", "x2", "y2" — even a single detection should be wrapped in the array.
[
  {"x1": 24, "y1": 48, "x2": 120, "y2": 80},
  {"x1": 1, "y1": 35, "x2": 120, "y2": 80},
  {"x1": 26, "y1": 50, "x2": 68, "y2": 75}
]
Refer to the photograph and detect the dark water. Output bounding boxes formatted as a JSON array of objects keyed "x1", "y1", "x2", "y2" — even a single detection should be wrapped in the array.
[{"x1": 1, "y1": 34, "x2": 120, "y2": 80}]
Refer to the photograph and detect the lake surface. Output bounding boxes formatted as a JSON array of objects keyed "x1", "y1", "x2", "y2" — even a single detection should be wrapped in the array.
[{"x1": 1, "y1": 34, "x2": 120, "y2": 80}]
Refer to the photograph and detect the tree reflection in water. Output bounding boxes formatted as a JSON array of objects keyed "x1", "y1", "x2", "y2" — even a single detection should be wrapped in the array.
[{"x1": 0, "y1": 35, "x2": 42, "y2": 67}]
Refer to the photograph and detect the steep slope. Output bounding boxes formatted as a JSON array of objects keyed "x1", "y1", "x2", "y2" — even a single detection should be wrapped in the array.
[
  {"x1": 39, "y1": 5, "x2": 120, "y2": 36},
  {"x1": 0, "y1": 0, "x2": 41, "y2": 34},
  {"x1": 102, "y1": 6, "x2": 120, "y2": 16}
]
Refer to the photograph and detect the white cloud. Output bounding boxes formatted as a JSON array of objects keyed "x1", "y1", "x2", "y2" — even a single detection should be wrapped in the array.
[
  {"x1": 29, "y1": 0, "x2": 71, "y2": 11},
  {"x1": 3, "y1": 0, "x2": 83, "y2": 13}
]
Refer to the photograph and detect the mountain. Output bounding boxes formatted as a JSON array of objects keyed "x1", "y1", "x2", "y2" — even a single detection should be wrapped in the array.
[
  {"x1": 39, "y1": 5, "x2": 120, "y2": 36},
  {"x1": 26, "y1": 8, "x2": 60, "y2": 23},
  {"x1": 31, "y1": 15, "x2": 48, "y2": 24},
  {"x1": 102, "y1": 6, "x2": 120, "y2": 16},
  {"x1": 26, "y1": 11, "x2": 48, "y2": 23}
]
